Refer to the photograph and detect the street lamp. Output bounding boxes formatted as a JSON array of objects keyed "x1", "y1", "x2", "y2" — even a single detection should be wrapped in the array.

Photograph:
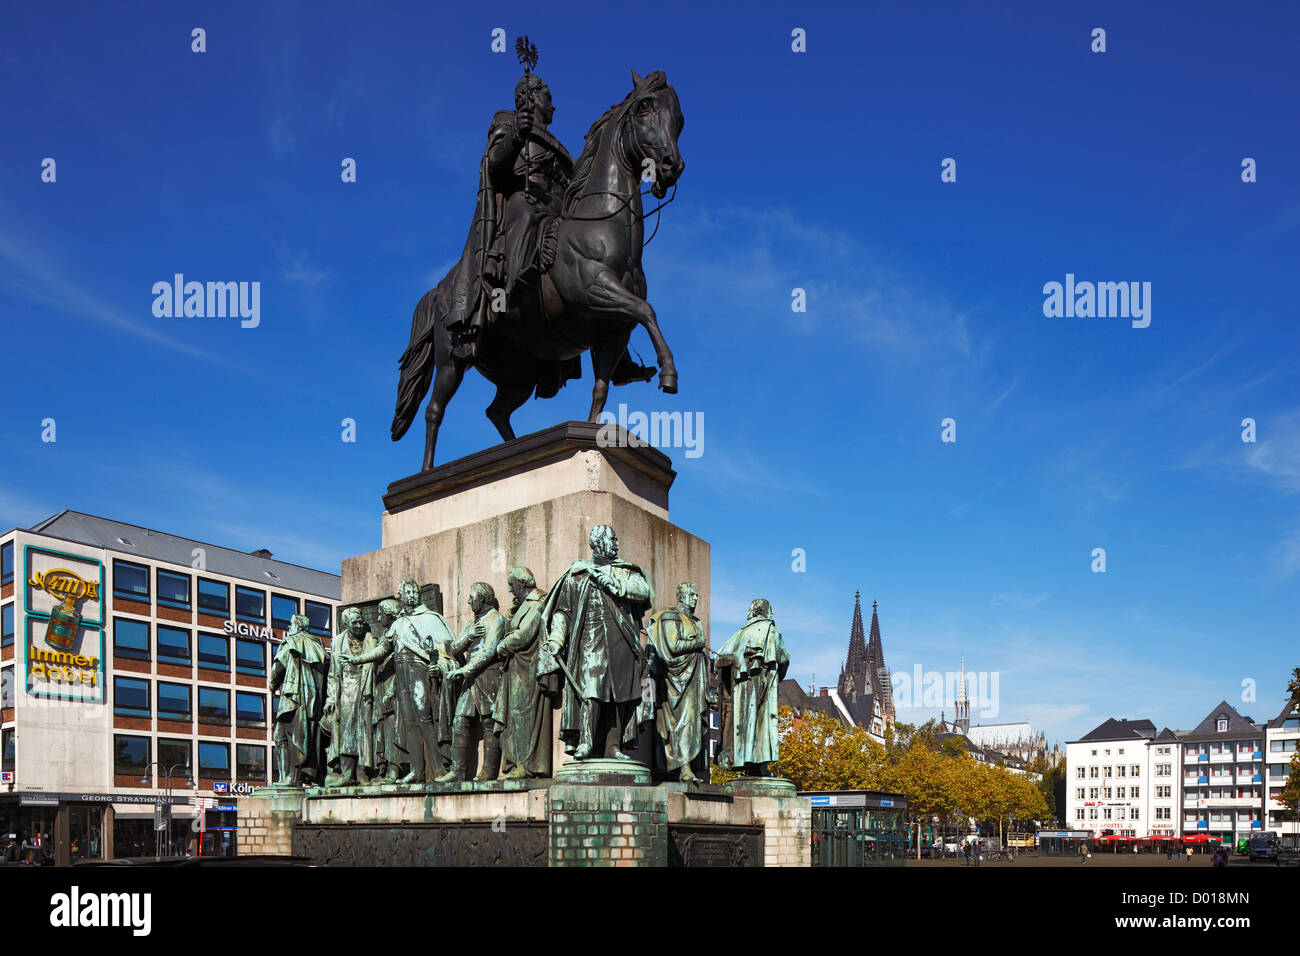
[{"x1": 139, "y1": 762, "x2": 194, "y2": 857}]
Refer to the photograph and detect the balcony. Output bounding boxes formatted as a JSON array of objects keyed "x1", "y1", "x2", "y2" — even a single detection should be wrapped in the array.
[
  {"x1": 1200, "y1": 796, "x2": 1259, "y2": 808},
  {"x1": 1208, "y1": 753, "x2": 1234, "y2": 764}
]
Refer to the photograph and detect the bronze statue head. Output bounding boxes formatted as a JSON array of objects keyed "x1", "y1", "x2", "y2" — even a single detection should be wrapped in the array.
[
  {"x1": 514, "y1": 73, "x2": 555, "y2": 125},
  {"x1": 676, "y1": 582, "x2": 699, "y2": 613},
  {"x1": 506, "y1": 567, "x2": 536, "y2": 602},
  {"x1": 341, "y1": 606, "x2": 366, "y2": 637},
  {"x1": 397, "y1": 577, "x2": 420, "y2": 609},
  {"x1": 286, "y1": 612, "x2": 311, "y2": 636},
  {"x1": 589, "y1": 524, "x2": 619, "y2": 562},
  {"x1": 747, "y1": 598, "x2": 772, "y2": 621},
  {"x1": 468, "y1": 581, "x2": 498, "y2": 616},
  {"x1": 626, "y1": 70, "x2": 684, "y2": 200},
  {"x1": 377, "y1": 598, "x2": 402, "y2": 627}
]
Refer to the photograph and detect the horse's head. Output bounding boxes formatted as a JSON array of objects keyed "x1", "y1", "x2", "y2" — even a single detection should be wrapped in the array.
[{"x1": 625, "y1": 70, "x2": 684, "y2": 199}]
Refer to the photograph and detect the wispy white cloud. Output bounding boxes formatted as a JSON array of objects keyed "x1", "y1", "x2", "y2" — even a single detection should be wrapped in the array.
[
  {"x1": 0, "y1": 227, "x2": 238, "y2": 367},
  {"x1": 989, "y1": 591, "x2": 1049, "y2": 609}
]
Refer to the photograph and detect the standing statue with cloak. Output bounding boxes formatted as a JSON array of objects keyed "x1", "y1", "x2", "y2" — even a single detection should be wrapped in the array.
[
  {"x1": 539, "y1": 525, "x2": 653, "y2": 760},
  {"x1": 714, "y1": 598, "x2": 789, "y2": 776},
  {"x1": 323, "y1": 607, "x2": 380, "y2": 787},
  {"x1": 645, "y1": 582, "x2": 710, "y2": 782},
  {"x1": 268, "y1": 613, "x2": 328, "y2": 785},
  {"x1": 492, "y1": 567, "x2": 555, "y2": 778}
]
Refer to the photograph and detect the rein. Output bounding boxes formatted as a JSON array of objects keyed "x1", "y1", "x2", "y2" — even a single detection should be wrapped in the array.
[{"x1": 560, "y1": 104, "x2": 678, "y2": 247}]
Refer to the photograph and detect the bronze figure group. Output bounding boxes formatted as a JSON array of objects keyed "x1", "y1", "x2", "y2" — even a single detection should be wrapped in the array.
[{"x1": 269, "y1": 525, "x2": 789, "y2": 789}]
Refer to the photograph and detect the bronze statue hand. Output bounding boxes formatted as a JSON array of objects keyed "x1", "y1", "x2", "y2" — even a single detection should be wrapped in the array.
[{"x1": 517, "y1": 105, "x2": 533, "y2": 137}]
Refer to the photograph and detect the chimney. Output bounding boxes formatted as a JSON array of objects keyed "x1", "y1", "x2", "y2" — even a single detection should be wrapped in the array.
[
  {"x1": 820, "y1": 688, "x2": 828, "y2": 697},
  {"x1": 251, "y1": 549, "x2": 273, "y2": 559}
]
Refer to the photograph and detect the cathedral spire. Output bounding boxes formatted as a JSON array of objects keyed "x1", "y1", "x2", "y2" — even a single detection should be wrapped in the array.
[{"x1": 844, "y1": 590, "x2": 867, "y2": 676}]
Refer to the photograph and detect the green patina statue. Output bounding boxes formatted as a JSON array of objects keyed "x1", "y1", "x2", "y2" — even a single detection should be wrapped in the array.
[
  {"x1": 539, "y1": 525, "x2": 654, "y2": 760},
  {"x1": 645, "y1": 582, "x2": 710, "y2": 783},
  {"x1": 268, "y1": 613, "x2": 329, "y2": 786},
  {"x1": 493, "y1": 567, "x2": 555, "y2": 779},
  {"x1": 714, "y1": 598, "x2": 789, "y2": 776},
  {"x1": 436, "y1": 583, "x2": 509, "y2": 782},
  {"x1": 345, "y1": 581, "x2": 456, "y2": 784},
  {"x1": 323, "y1": 607, "x2": 380, "y2": 787}
]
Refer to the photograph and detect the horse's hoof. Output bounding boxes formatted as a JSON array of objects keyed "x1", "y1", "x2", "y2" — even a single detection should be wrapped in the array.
[{"x1": 659, "y1": 371, "x2": 678, "y2": 394}]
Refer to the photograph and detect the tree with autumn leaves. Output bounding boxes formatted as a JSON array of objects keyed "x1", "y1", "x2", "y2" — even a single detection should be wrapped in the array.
[
  {"x1": 770, "y1": 707, "x2": 1049, "y2": 849},
  {"x1": 1280, "y1": 668, "x2": 1300, "y2": 825}
]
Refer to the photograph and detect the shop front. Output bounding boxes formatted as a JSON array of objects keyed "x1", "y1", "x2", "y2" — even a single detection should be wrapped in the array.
[{"x1": 0, "y1": 791, "x2": 190, "y2": 864}]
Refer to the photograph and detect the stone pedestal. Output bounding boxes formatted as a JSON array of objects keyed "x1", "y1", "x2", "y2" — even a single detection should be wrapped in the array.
[
  {"x1": 238, "y1": 787, "x2": 305, "y2": 857},
  {"x1": 343, "y1": 422, "x2": 711, "y2": 636},
  {"x1": 236, "y1": 781, "x2": 808, "y2": 866}
]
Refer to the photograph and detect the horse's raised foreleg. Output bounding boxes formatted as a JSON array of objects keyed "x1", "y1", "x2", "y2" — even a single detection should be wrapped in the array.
[
  {"x1": 588, "y1": 271, "x2": 678, "y2": 394},
  {"x1": 423, "y1": 358, "x2": 466, "y2": 471},
  {"x1": 485, "y1": 374, "x2": 536, "y2": 443}
]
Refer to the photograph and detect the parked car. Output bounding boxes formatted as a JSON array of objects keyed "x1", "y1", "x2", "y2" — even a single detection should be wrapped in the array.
[{"x1": 1248, "y1": 832, "x2": 1279, "y2": 863}]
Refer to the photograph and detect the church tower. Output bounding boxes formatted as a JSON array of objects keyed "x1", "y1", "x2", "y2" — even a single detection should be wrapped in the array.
[
  {"x1": 955, "y1": 656, "x2": 970, "y2": 735},
  {"x1": 836, "y1": 592, "x2": 896, "y2": 733}
]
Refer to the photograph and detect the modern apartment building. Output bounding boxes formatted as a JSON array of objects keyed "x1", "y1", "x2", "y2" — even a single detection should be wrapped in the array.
[
  {"x1": 1179, "y1": 701, "x2": 1265, "y2": 844},
  {"x1": 1264, "y1": 699, "x2": 1299, "y2": 843},
  {"x1": 0, "y1": 511, "x2": 339, "y2": 865}
]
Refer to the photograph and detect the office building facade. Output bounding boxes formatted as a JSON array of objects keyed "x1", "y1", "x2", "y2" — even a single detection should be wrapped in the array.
[{"x1": 0, "y1": 511, "x2": 339, "y2": 864}]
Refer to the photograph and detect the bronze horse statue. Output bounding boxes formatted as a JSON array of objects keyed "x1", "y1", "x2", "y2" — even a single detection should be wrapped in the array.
[{"x1": 391, "y1": 70, "x2": 685, "y2": 471}]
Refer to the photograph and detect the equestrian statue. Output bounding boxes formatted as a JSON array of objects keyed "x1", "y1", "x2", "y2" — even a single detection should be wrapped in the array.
[{"x1": 391, "y1": 38, "x2": 686, "y2": 471}]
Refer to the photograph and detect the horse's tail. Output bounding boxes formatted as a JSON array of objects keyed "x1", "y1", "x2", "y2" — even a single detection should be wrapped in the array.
[{"x1": 391, "y1": 288, "x2": 440, "y2": 441}]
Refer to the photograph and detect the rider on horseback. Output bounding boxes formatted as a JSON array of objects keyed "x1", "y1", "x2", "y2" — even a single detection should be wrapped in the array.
[{"x1": 452, "y1": 72, "x2": 574, "y2": 360}]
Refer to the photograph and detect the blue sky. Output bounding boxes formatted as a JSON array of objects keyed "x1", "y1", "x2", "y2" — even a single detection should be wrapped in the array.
[{"x1": 1, "y1": 1, "x2": 1297, "y2": 745}]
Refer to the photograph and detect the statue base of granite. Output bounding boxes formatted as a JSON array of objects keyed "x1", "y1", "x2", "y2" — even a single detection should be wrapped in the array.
[
  {"x1": 552, "y1": 757, "x2": 653, "y2": 786},
  {"x1": 237, "y1": 777, "x2": 811, "y2": 866},
  {"x1": 727, "y1": 776, "x2": 798, "y2": 798},
  {"x1": 345, "y1": 421, "x2": 711, "y2": 636}
]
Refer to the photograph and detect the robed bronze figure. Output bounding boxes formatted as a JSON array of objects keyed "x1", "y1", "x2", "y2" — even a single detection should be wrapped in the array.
[
  {"x1": 715, "y1": 599, "x2": 790, "y2": 775},
  {"x1": 268, "y1": 613, "x2": 328, "y2": 785},
  {"x1": 323, "y1": 607, "x2": 381, "y2": 787},
  {"x1": 391, "y1": 53, "x2": 687, "y2": 471},
  {"x1": 437, "y1": 583, "x2": 509, "y2": 782},
  {"x1": 492, "y1": 567, "x2": 554, "y2": 778},
  {"x1": 539, "y1": 525, "x2": 653, "y2": 760},
  {"x1": 645, "y1": 582, "x2": 709, "y2": 782}
]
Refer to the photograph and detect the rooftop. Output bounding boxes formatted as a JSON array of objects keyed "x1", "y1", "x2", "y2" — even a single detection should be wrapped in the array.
[{"x1": 25, "y1": 510, "x2": 341, "y2": 600}]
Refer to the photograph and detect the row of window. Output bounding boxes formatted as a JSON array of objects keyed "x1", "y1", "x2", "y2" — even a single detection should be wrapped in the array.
[
  {"x1": 1077, "y1": 786, "x2": 1142, "y2": 800},
  {"x1": 1190, "y1": 738, "x2": 1258, "y2": 754},
  {"x1": 113, "y1": 618, "x2": 267, "y2": 674},
  {"x1": 1075, "y1": 765, "x2": 1143, "y2": 778},
  {"x1": 113, "y1": 734, "x2": 266, "y2": 781},
  {"x1": 111, "y1": 560, "x2": 332, "y2": 635},
  {"x1": 1077, "y1": 807, "x2": 1143, "y2": 821},
  {"x1": 114, "y1": 676, "x2": 269, "y2": 726}
]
